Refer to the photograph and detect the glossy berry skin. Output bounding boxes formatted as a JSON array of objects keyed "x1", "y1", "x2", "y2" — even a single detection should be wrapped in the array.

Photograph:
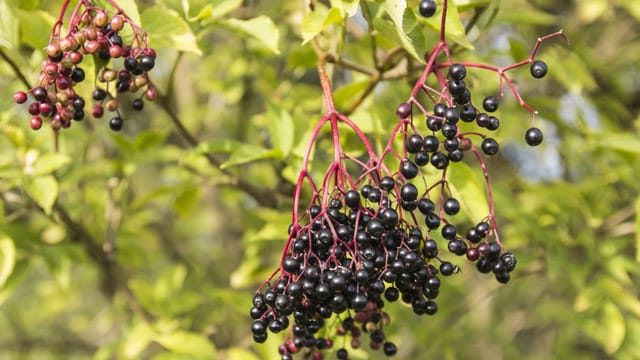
[
  {"x1": 30, "y1": 116, "x2": 43, "y2": 130},
  {"x1": 109, "y1": 116, "x2": 124, "y2": 131},
  {"x1": 460, "y1": 104, "x2": 477, "y2": 122},
  {"x1": 448, "y1": 63, "x2": 466, "y2": 80},
  {"x1": 443, "y1": 198, "x2": 460, "y2": 215},
  {"x1": 418, "y1": 0, "x2": 437, "y2": 17},
  {"x1": 132, "y1": 98, "x2": 144, "y2": 111},
  {"x1": 481, "y1": 138, "x2": 499, "y2": 155},
  {"x1": 396, "y1": 102, "x2": 412, "y2": 119},
  {"x1": 525, "y1": 127, "x2": 544, "y2": 146},
  {"x1": 483, "y1": 96, "x2": 499, "y2": 112},
  {"x1": 530, "y1": 60, "x2": 548, "y2": 78},
  {"x1": 14, "y1": 91, "x2": 27, "y2": 104},
  {"x1": 139, "y1": 55, "x2": 155, "y2": 71},
  {"x1": 405, "y1": 134, "x2": 423, "y2": 153},
  {"x1": 32, "y1": 87, "x2": 48, "y2": 102}
]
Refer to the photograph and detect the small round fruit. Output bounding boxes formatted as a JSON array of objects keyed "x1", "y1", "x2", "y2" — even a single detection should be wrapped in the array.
[
  {"x1": 30, "y1": 116, "x2": 43, "y2": 130},
  {"x1": 481, "y1": 138, "x2": 499, "y2": 155},
  {"x1": 525, "y1": 127, "x2": 544, "y2": 146},
  {"x1": 448, "y1": 63, "x2": 466, "y2": 80},
  {"x1": 109, "y1": 116, "x2": 124, "y2": 131},
  {"x1": 443, "y1": 198, "x2": 460, "y2": 215},
  {"x1": 483, "y1": 96, "x2": 499, "y2": 112},
  {"x1": 396, "y1": 102, "x2": 412, "y2": 119},
  {"x1": 14, "y1": 91, "x2": 27, "y2": 104},
  {"x1": 139, "y1": 55, "x2": 155, "y2": 71},
  {"x1": 405, "y1": 134, "x2": 423, "y2": 153},
  {"x1": 32, "y1": 86, "x2": 48, "y2": 102},
  {"x1": 418, "y1": 0, "x2": 437, "y2": 17},
  {"x1": 530, "y1": 60, "x2": 548, "y2": 79},
  {"x1": 132, "y1": 99, "x2": 144, "y2": 111}
]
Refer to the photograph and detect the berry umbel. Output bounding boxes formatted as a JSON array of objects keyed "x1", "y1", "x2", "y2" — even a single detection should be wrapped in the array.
[{"x1": 13, "y1": 0, "x2": 157, "y2": 131}]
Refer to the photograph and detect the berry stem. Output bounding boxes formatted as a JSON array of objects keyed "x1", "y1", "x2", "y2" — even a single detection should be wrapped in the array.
[{"x1": 469, "y1": 146, "x2": 502, "y2": 247}]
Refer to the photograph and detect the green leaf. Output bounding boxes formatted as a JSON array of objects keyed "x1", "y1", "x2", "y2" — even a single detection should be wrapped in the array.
[
  {"x1": 447, "y1": 161, "x2": 489, "y2": 222},
  {"x1": 13, "y1": 8, "x2": 55, "y2": 50},
  {"x1": 0, "y1": 0, "x2": 19, "y2": 49},
  {"x1": 601, "y1": 301, "x2": 626, "y2": 354},
  {"x1": 196, "y1": 139, "x2": 243, "y2": 154},
  {"x1": 141, "y1": 7, "x2": 202, "y2": 55},
  {"x1": 221, "y1": 16, "x2": 280, "y2": 54},
  {"x1": 333, "y1": 80, "x2": 370, "y2": 111},
  {"x1": 595, "y1": 133, "x2": 640, "y2": 155},
  {"x1": 376, "y1": 0, "x2": 421, "y2": 61},
  {"x1": 331, "y1": 0, "x2": 360, "y2": 17},
  {"x1": 204, "y1": 0, "x2": 243, "y2": 21},
  {"x1": 120, "y1": 321, "x2": 154, "y2": 359},
  {"x1": 24, "y1": 175, "x2": 58, "y2": 215},
  {"x1": 25, "y1": 153, "x2": 71, "y2": 176},
  {"x1": 420, "y1": 0, "x2": 474, "y2": 49},
  {"x1": 636, "y1": 196, "x2": 640, "y2": 261},
  {"x1": 173, "y1": 187, "x2": 199, "y2": 218},
  {"x1": 154, "y1": 331, "x2": 216, "y2": 358},
  {"x1": 220, "y1": 144, "x2": 282, "y2": 169},
  {"x1": 266, "y1": 102, "x2": 294, "y2": 157},
  {"x1": 222, "y1": 348, "x2": 261, "y2": 360},
  {"x1": 0, "y1": 234, "x2": 15, "y2": 289},
  {"x1": 301, "y1": 5, "x2": 343, "y2": 44}
]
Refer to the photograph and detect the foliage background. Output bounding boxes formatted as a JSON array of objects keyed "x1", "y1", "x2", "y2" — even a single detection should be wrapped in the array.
[{"x1": 0, "y1": 0, "x2": 639, "y2": 359}]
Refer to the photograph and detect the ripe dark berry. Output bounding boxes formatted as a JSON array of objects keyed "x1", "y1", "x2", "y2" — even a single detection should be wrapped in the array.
[
  {"x1": 383, "y1": 342, "x2": 397, "y2": 356},
  {"x1": 417, "y1": 198, "x2": 435, "y2": 214},
  {"x1": 439, "y1": 261, "x2": 455, "y2": 276},
  {"x1": 384, "y1": 287, "x2": 400, "y2": 302},
  {"x1": 530, "y1": 60, "x2": 548, "y2": 79},
  {"x1": 427, "y1": 117, "x2": 443, "y2": 131},
  {"x1": 476, "y1": 221, "x2": 490, "y2": 236},
  {"x1": 14, "y1": 91, "x2": 27, "y2": 104},
  {"x1": 448, "y1": 79, "x2": 466, "y2": 96},
  {"x1": 441, "y1": 122, "x2": 457, "y2": 139},
  {"x1": 483, "y1": 96, "x2": 499, "y2": 112},
  {"x1": 481, "y1": 138, "x2": 499, "y2": 155},
  {"x1": 476, "y1": 113, "x2": 490, "y2": 127},
  {"x1": 400, "y1": 160, "x2": 419, "y2": 179},
  {"x1": 72, "y1": 97, "x2": 85, "y2": 110},
  {"x1": 433, "y1": 103, "x2": 446, "y2": 117},
  {"x1": 32, "y1": 87, "x2": 47, "y2": 102},
  {"x1": 525, "y1": 127, "x2": 544, "y2": 146},
  {"x1": 124, "y1": 57, "x2": 139, "y2": 71},
  {"x1": 430, "y1": 152, "x2": 449, "y2": 169},
  {"x1": 139, "y1": 55, "x2": 155, "y2": 71},
  {"x1": 425, "y1": 212, "x2": 440, "y2": 230},
  {"x1": 109, "y1": 116, "x2": 124, "y2": 131},
  {"x1": 460, "y1": 104, "x2": 477, "y2": 122},
  {"x1": 444, "y1": 138, "x2": 459, "y2": 152},
  {"x1": 415, "y1": 151, "x2": 430, "y2": 166},
  {"x1": 400, "y1": 183, "x2": 418, "y2": 202},
  {"x1": 418, "y1": 0, "x2": 437, "y2": 17},
  {"x1": 487, "y1": 116, "x2": 500, "y2": 131},
  {"x1": 444, "y1": 107, "x2": 459, "y2": 123},
  {"x1": 396, "y1": 102, "x2": 412, "y2": 119},
  {"x1": 93, "y1": 88, "x2": 107, "y2": 101},
  {"x1": 344, "y1": 189, "x2": 360, "y2": 208},
  {"x1": 443, "y1": 198, "x2": 460, "y2": 215},
  {"x1": 448, "y1": 149, "x2": 464, "y2": 162},
  {"x1": 405, "y1": 134, "x2": 423, "y2": 153},
  {"x1": 423, "y1": 135, "x2": 439, "y2": 152},
  {"x1": 132, "y1": 98, "x2": 144, "y2": 111},
  {"x1": 441, "y1": 223, "x2": 456, "y2": 240},
  {"x1": 448, "y1": 63, "x2": 466, "y2": 80}
]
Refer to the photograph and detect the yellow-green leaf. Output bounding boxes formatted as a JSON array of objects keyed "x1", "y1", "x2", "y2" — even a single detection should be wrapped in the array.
[
  {"x1": 601, "y1": 302, "x2": 626, "y2": 354},
  {"x1": 142, "y1": 7, "x2": 202, "y2": 55},
  {"x1": 25, "y1": 153, "x2": 71, "y2": 176},
  {"x1": 301, "y1": 5, "x2": 343, "y2": 44},
  {"x1": 0, "y1": 234, "x2": 15, "y2": 289},
  {"x1": 447, "y1": 161, "x2": 489, "y2": 222},
  {"x1": 154, "y1": 331, "x2": 216, "y2": 358},
  {"x1": 222, "y1": 16, "x2": 280, "y2": 54},
  {"x1": 24, "y1": 175, "x2": 58, "y2": 215}
]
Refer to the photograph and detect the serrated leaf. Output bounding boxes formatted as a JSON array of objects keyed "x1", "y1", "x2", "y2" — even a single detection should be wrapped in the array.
[
  {"x1": 25, "y1": 153, "x2": 71, "y2": 176},
  {"x1": 221, "y1": 16, "x2": 280, "y2": 54},
  {"x1": 447, "y1": 161, "x2": 489, "y2": 222},
  {"x1": 0, "y1": 235, "x2": 15, "y2": 289},
  {"x1": 142, "y1": 7, "x2": 202, "y2": 55},
  {"x1": 220, "y1": 144, "x2": 282, "y2": 169},
  {"x1": 266, "y1": 102, "x2": 294, "y2": 157},
  {"x1": 24, "y1": 175, "x2": 58, "y2": 215},
  {"x1": 301, "y1": 5, "x2": 343, "y2": 44},
  {"x1": 154, "y1": 331, "x2": 216, "y2": 358}
]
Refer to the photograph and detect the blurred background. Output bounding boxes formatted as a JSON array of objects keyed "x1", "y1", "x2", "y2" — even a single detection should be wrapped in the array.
[{"x1": 0, "y1": 0, "x2": 638, "y2": 359}]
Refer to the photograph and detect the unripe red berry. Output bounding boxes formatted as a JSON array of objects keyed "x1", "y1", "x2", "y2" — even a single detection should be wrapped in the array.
[
  {"x1": 110, "y1": 15, "x2": 125, "y2": 31},
  {"x1": 109, "y1": 45, "x2": 123, "y2": 58},
  {"x1": 46, "y1": 43, "x2": 62, "y2": 58},
  {"x1": 14, "y1": 91, "x2": 27, "y2": 104},
  {"x1": 93, "y1": 12, "x2": 108, "y2": 27},
  {"x1": 30, "y1": 116, "x2": 43, "y2": 130},
  {"x1": 144, "y1": 87, "x2": 158, "y2": 101},
  {"x1": 92, "y1": 104, "x2": 104, "y2": 118},
  {"x1": 84, "y1": 40, "x2": 99, "y2": 54}
]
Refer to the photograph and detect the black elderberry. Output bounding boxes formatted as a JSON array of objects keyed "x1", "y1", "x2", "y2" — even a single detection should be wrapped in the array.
[
  {"x1": 476, "y1": 221, "x2": 490, "y2": 236},
  {"x1": 448, "y1": 79, "x2": 466, "y2": 96},
  {"x1": 400, "y1": 183, "x2": 419, "y2": 202},
  {"x1": 423, "y1": 135, "x2": 440, "y2": 152},
  {"x1": 73, "y1": 109, "x2": 85, "y2": 121},
  {"x1": 481, "y1": 138, "x2": 499, "y2": 155},
  {"x1": 431, "y1": 152, "x2": 449, "y2": 169},
  {"x1": 368, "y1": 188, "x2": 382, "y2": 203},
  {"x1": 448, "y1": 149, "x2": 464, "y2": 162},
  {"x1": 443, "y1": 198, "x2": 460, "y2": 215},
  {"x1": 418, "y1": 0, "x2": 437, "y2": 17},
  {"x1": 72, "y1": 97, "x2": 85, "y2": 110},
  {"x1": 109, "y1": 116, "x2": 124, "y2": 131},
  {"x1": 396, "y1": 102, "x2": 412, "y2": 119},
  {"x1": 455, "y1": 89, "x2": 471, "y2": 105},
  {"x1": 441, "y1": 223, "x2": 457, "y2": 240},
  {"x1": 417, "y1": 198, "x2": 435, "y2": 214},
  {"x1": 483, "y1": 96, "x2": 499, "y2": 112},
  {"x1": 405, "y1": 134, "x2": 423, "y2": 153},
  {"x1": 425, "y1": 212, "x2": 441, "y2": 230},
  {"x1": 71, "y1": 68, "x2": 85, "y2": 82},
  {"x1": 466, "y1": 227, "x2": 482, "y2": 243},
  {"x1": 495, "y1": 271, "x2": 511, "y2": 284},
  {"x1": 433, "y1": 103, "x2": 446, "y2": 117},
  {"x1": 116, "y1": 80, "x2": 130, "y2": 92},
  {"x1": 460, "y1": 104, "x2": 477, "y2": 122},
  {"x1": 132, "y1": 98, "x2": 144, "y2": 111},
  {"x1": 476, "y1": 113, "x2": 490, "y2": 127},
  {"x1": 487, "y1": 116, "x2": 500, "y2": 131},
  {"x1": 32, "y1": 86, "x2": 48, "y2": 102},
  {"x1": 444, "y1": 107, "x2": 459, "y2": 123},
  {"x1": 448, "y1": 239, "x2": 467, "y2": 255},
  {"x1": 444, "y1": 138, "x2": 459, "y2": 152},
  {"x1": 441, "y1": 122, "x2": 457, "y2": 139},
  {"x1": 109, "y1": 34, "x2": 123, "y2": 47},
  {"x1": 384, "y1": 287, "x2": 400, "y2": 302},
  {"x1": 344, "y1": 190, "x2": 361, "y2": 208},
  {"x1": 427, "y1": 116, "x2": 443, "y2": 131},
  {"x1": 283, "y1": 256, "x2": 299, "y2": 273},
  {"x1": 448, "y1": 63, "x2": 466, "y2": 80},
  {"x1": 501, "y1": 252, "x2": 517, "y2": 272},
  {"x1": 530, "y1": 60, "x2": 548, "y2": 79},
  {"x1": 93, "y1": 88, "x2": 107, "y2": 101},
  {"x1": 124, "y1": 57, "x2": 138, "y2": 71},
  {"x1": 415, "y1": 151, "x2": 430, "y2": 166},
  {"x1": 380, "y1": 207, "x2": 399, "y2": 228},
  {"x1": 380, "y1": 176, "x2": 395, "y2": 191},
  {"x1": 139, "y1": 55, "x2": 155, "y2": 71},
  {"x1": 366, "y1": 219, "x2": 385, "y2": 237},
  {"x1": 439, "y1": 261, "x2": 455, "y2": 276},
  {"x1": 337, "y1": 348, "x2": 349, "y2": 360},
  {"x1": 525, "y1": 127, "x2": 544, "y2": 146},
  {"x1": 400, "y1": 160, "x2": 419, "y2": 179}
]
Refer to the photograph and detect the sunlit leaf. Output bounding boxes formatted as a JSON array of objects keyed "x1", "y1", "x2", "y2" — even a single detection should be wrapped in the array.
[
  {"x1": 267, "y1": 102, "x2": 294, "y2": 157},
  {"x1": 0, "y1": 235, "x2": 15, "y2": 289},
  {"x1": 142, "y1": 7, "x2": 202, "y2": 55},
  {"x1": 220, "y1": 144, "x2": 282, "y2": 169},
  {"x1": 221, "y1": 16, "x2": 280, "y2": 54},
  {"x1": 23, "y1": 175, "x2": 58, "y2": 215},
  {"x1": 301, "y1": 5, "x2": 343, "y2": 44},
  {"x1": 154, "y1": 331, "x2": 216, "y2": 358}
]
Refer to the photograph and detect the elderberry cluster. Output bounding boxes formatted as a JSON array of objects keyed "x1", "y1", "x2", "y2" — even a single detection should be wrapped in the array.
[
  {"x1": 252, "y1": 1, "x2": 561, "y2": 358},
  {"x1": 13, "y1": 1, "x2": 157, "y2": 131}
]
